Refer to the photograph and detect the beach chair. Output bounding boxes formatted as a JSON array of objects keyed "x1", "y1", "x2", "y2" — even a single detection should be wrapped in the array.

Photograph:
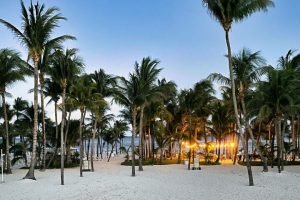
[{"x1": 192, "y1": 158, "x2": 201, "y2": 170}]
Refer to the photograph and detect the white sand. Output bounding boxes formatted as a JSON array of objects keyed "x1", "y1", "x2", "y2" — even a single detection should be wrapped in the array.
[{"x1": 1, "y1": 156, "x2": 300, "y2": 200}]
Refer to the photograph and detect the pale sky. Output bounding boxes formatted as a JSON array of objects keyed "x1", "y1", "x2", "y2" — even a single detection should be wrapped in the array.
[{"x1": 1, "y1": 0, "x2": 300, "y2": 121}]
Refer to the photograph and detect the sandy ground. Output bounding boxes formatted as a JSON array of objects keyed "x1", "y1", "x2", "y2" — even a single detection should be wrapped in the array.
[{"x1": 0, "y1": 156, "x2": 300, "y2": 200}]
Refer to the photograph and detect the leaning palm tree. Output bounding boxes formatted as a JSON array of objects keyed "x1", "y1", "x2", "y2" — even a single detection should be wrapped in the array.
[
  {"x1": 0, "y1": 1, "x2": 75, "y2": 180},
  {"x1": 49, "y1": 48, "x2": 83, "y2": 184},
  {"x1": 0, "y1": 48, "x2": 27, "y2": 174},
  {"x1": 202, "y1": 0, "x2": 274, "y2": 186}
]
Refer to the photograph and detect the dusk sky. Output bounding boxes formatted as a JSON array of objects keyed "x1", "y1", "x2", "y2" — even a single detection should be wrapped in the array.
[{"x1": 1, "y1": 0, "x2": 300, "y2": 119}]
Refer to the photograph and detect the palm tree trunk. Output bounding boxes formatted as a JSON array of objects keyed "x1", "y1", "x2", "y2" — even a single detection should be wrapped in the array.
[
  {"x1": 1, "y1": 92, "x2": 11, "y2": 174},
  {"x1": 177, "y1": 139, "x2": 182, "y2": 164},
  {"x1": 108, "y1": 141, "x2": 116, "y2": 162},
  {"x1": 215, "y1": 137, "x2": 221, "y2": 163},
  {"x1": 233, "y1": 132, "x2": 240, "y2": 165},
  {"x1": 275, "y1": 116, "x2": 281, "y2": 173},
  {"x1": 188, "y1": 114, "x2": 192, "y2": 170},
  {"x1": 281, "y1": 119, "x2": 287, "y2": 171},
  {"x1": 225, "y1": 30, "x2": 253, "y2": 186},
  {"x1": 65, "y1": 111, "x2": 72, "y2": 165},
  {"x1": 47, "y1": 102, "x2": 59, "y2": 168},
  {"x1": 241, "y1": 95, "x2": 268, "y2": 172},
  {"x1": 291, "y1": 115, "x2": 296, "y2": 160},
  {"x1": 131, "y1": 108, "x2": 137, "y2": 176},
  {"x1": 271, "y1": 126, "x2": 275, "y2": 168},
  {"x1": 39, "y1": 73, "x2": 47, "y2": 171},
  {"x1": 79, "y1": 108, "x2": 84, "y2": 177},
  {"x1": 97, "y1": 133, "x2": 100, "y2": 158},
  {"x1": 138, "y1": 105, "x2": 144, "y2": 171},
  {"x1": 24, "y1": 59, "x2": 39, "y2": 180},
  {"x1": 91, "y1": 116, "x2": 97, "y2": 172},
  {"x1": 60, "y1": 87, "x2": 66, "y2": 185},
  {"x1": 160, "y1": 143, "x2": 164, "y2": 164},
  {"x1": 151, "y1": 121, "x2": 155, "y2": 164}
]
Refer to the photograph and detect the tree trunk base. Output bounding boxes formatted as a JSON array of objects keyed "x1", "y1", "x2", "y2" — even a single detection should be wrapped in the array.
[{"x1": 23, "y1": 170, "x2": 36, "y2": 180}]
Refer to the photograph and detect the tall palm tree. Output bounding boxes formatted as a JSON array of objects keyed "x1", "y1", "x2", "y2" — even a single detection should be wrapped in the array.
[
  {"x1": 49, "y1": 48, "x2": 83, "y2": 184},
  {"x1": 202, "y1": 0, "x2": 274, "y2": 186},
  {"x1": 115, "y1": 73, "x2": 143, "y2": 176},
  {"x1": 87, "y1": 92, "x2": 107, "y2": 172},
  {"x1": 178, "y1": 89, "x2": 197, "y2": 170},
  {"x1": 133, "y1": 57, "x2": 162, "y2": 171},
  {"x1": 208, "y1": 100, "x2": 234, "y2": 163},
  {"x1": 38, "y1": 45, "x2": 61, "y2": 170},
  {"x1": 0, "y1": 1, "x2": 75, "y2": 180},
  {"x1": 277, "y1": 50, "x2": 300, "y2": 158},
  {"x1": 43, "y1": 78, "x2": 62, "y2": 168},
  {"x1": 69, "y1": 75, "x2": 95, "y2": 178},
  {"x1": 0, "y1": 48, "x2": 27, "y2": 174},
  {"x1": 209, "y1": 48, "x2": 269, "y2": 171}
]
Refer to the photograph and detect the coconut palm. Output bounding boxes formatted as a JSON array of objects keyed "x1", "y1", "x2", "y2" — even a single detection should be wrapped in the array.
[
  {"x1": 0, "y1": 1, "x2": 75, "y2": 180},
  {"x1": 254, "y1": 68, "x2": 294, "y2": 172},
  {"x1": 87, "y1": 93, "x2": 107, "y2": 172},
  {"x1": 178, "y1": 89, "x2": 197, "y2": 170},
  {"x1": 209, "y1": 48, "x2": 269, "y2": 171},
  {"x1": 115, "y1": 73, "x2": 143, "y2": 176},
  {"x1": 13, "y1": 97, "x2": 29, "y2": 143},
  {"x1": 0, "y1": 48, "x2": 27, "y2": 173},
  {"x1": 90, "y1": 69, "x2": 117, "y2": 98},
  {"x1": 133, "y1": 57, "x2": 162, "y2": 171},
  {"x1": 202, "y1": 0, "x2": 274, "y2": 186},
  {"x1": 208, "y1": 100, "x2": 234, "y2": 163},
  {"x1": 69, "y1": 75, "x2": 95, "y2": 177},
  {"x1": 277, "y1": 50, "x2": 300, "y2": 158},
  {"x1": 38, "y1": 45, "x2": 60, "y2": 170},
  {"x1": 49, "y1": 48, "x2": 83, "y2": 184},
  {"x1": 43, "y1": 78, "x2": 62, "y2": 168}
]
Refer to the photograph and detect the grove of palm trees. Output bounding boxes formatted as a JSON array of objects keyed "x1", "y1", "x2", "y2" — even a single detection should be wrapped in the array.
[{"x1": 0, "y1": 0, "x2": 299, "y2": 199}]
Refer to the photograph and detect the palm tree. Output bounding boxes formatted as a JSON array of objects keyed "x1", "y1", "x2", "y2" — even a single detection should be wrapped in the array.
[
  {"x1": 115, "y1": 73, "x2": 143, "y2": 176},
  {"x1": 13, "y1": 97, "x2": 29, "y2": 143},
  {"x1": 69, "y1": 75, "x2": 95, "y2": 178},
  {"x1": 133, "y1": 57, "x2": 162, "y2": 171},
  {"x1": 209, "y1": 48, "x2": 269, "y2": 171},
  {"x1": 208, "y1": 100, "x2": 234, "y2": 163},
  {"x1": 38, "y1": 45, "x2": 60, "y2": 170},
  {"x1": 0, "y1": 48, "x2": 27, "y2": 173},
  {"x1": 202, "y1": 0, "x2": 274, "y2": 186},
  {"x1": 90, "y1": 69, "x2": 117, "y2": 98},
  {"x1": 277, "y1": 50, "x2": 300, "y2": 159},
  {"x1": 49, "y1": 48, "x2": 83, "y2": 184},
  {"x1": 43, "y1": 78, "x2": 62, "y2": 168},
  {"x1": 107, "y1": 120, "x2": 128, "y2": 162},
  {"x1": 0, "y1": 1, "x2": 75, "y2": 180},
  {"x1": 88, "y1": 92, "x2": 107, "y2": 172},
  {"x1": 178, "y1": 89, "x2": 197, "y2": 170}
]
